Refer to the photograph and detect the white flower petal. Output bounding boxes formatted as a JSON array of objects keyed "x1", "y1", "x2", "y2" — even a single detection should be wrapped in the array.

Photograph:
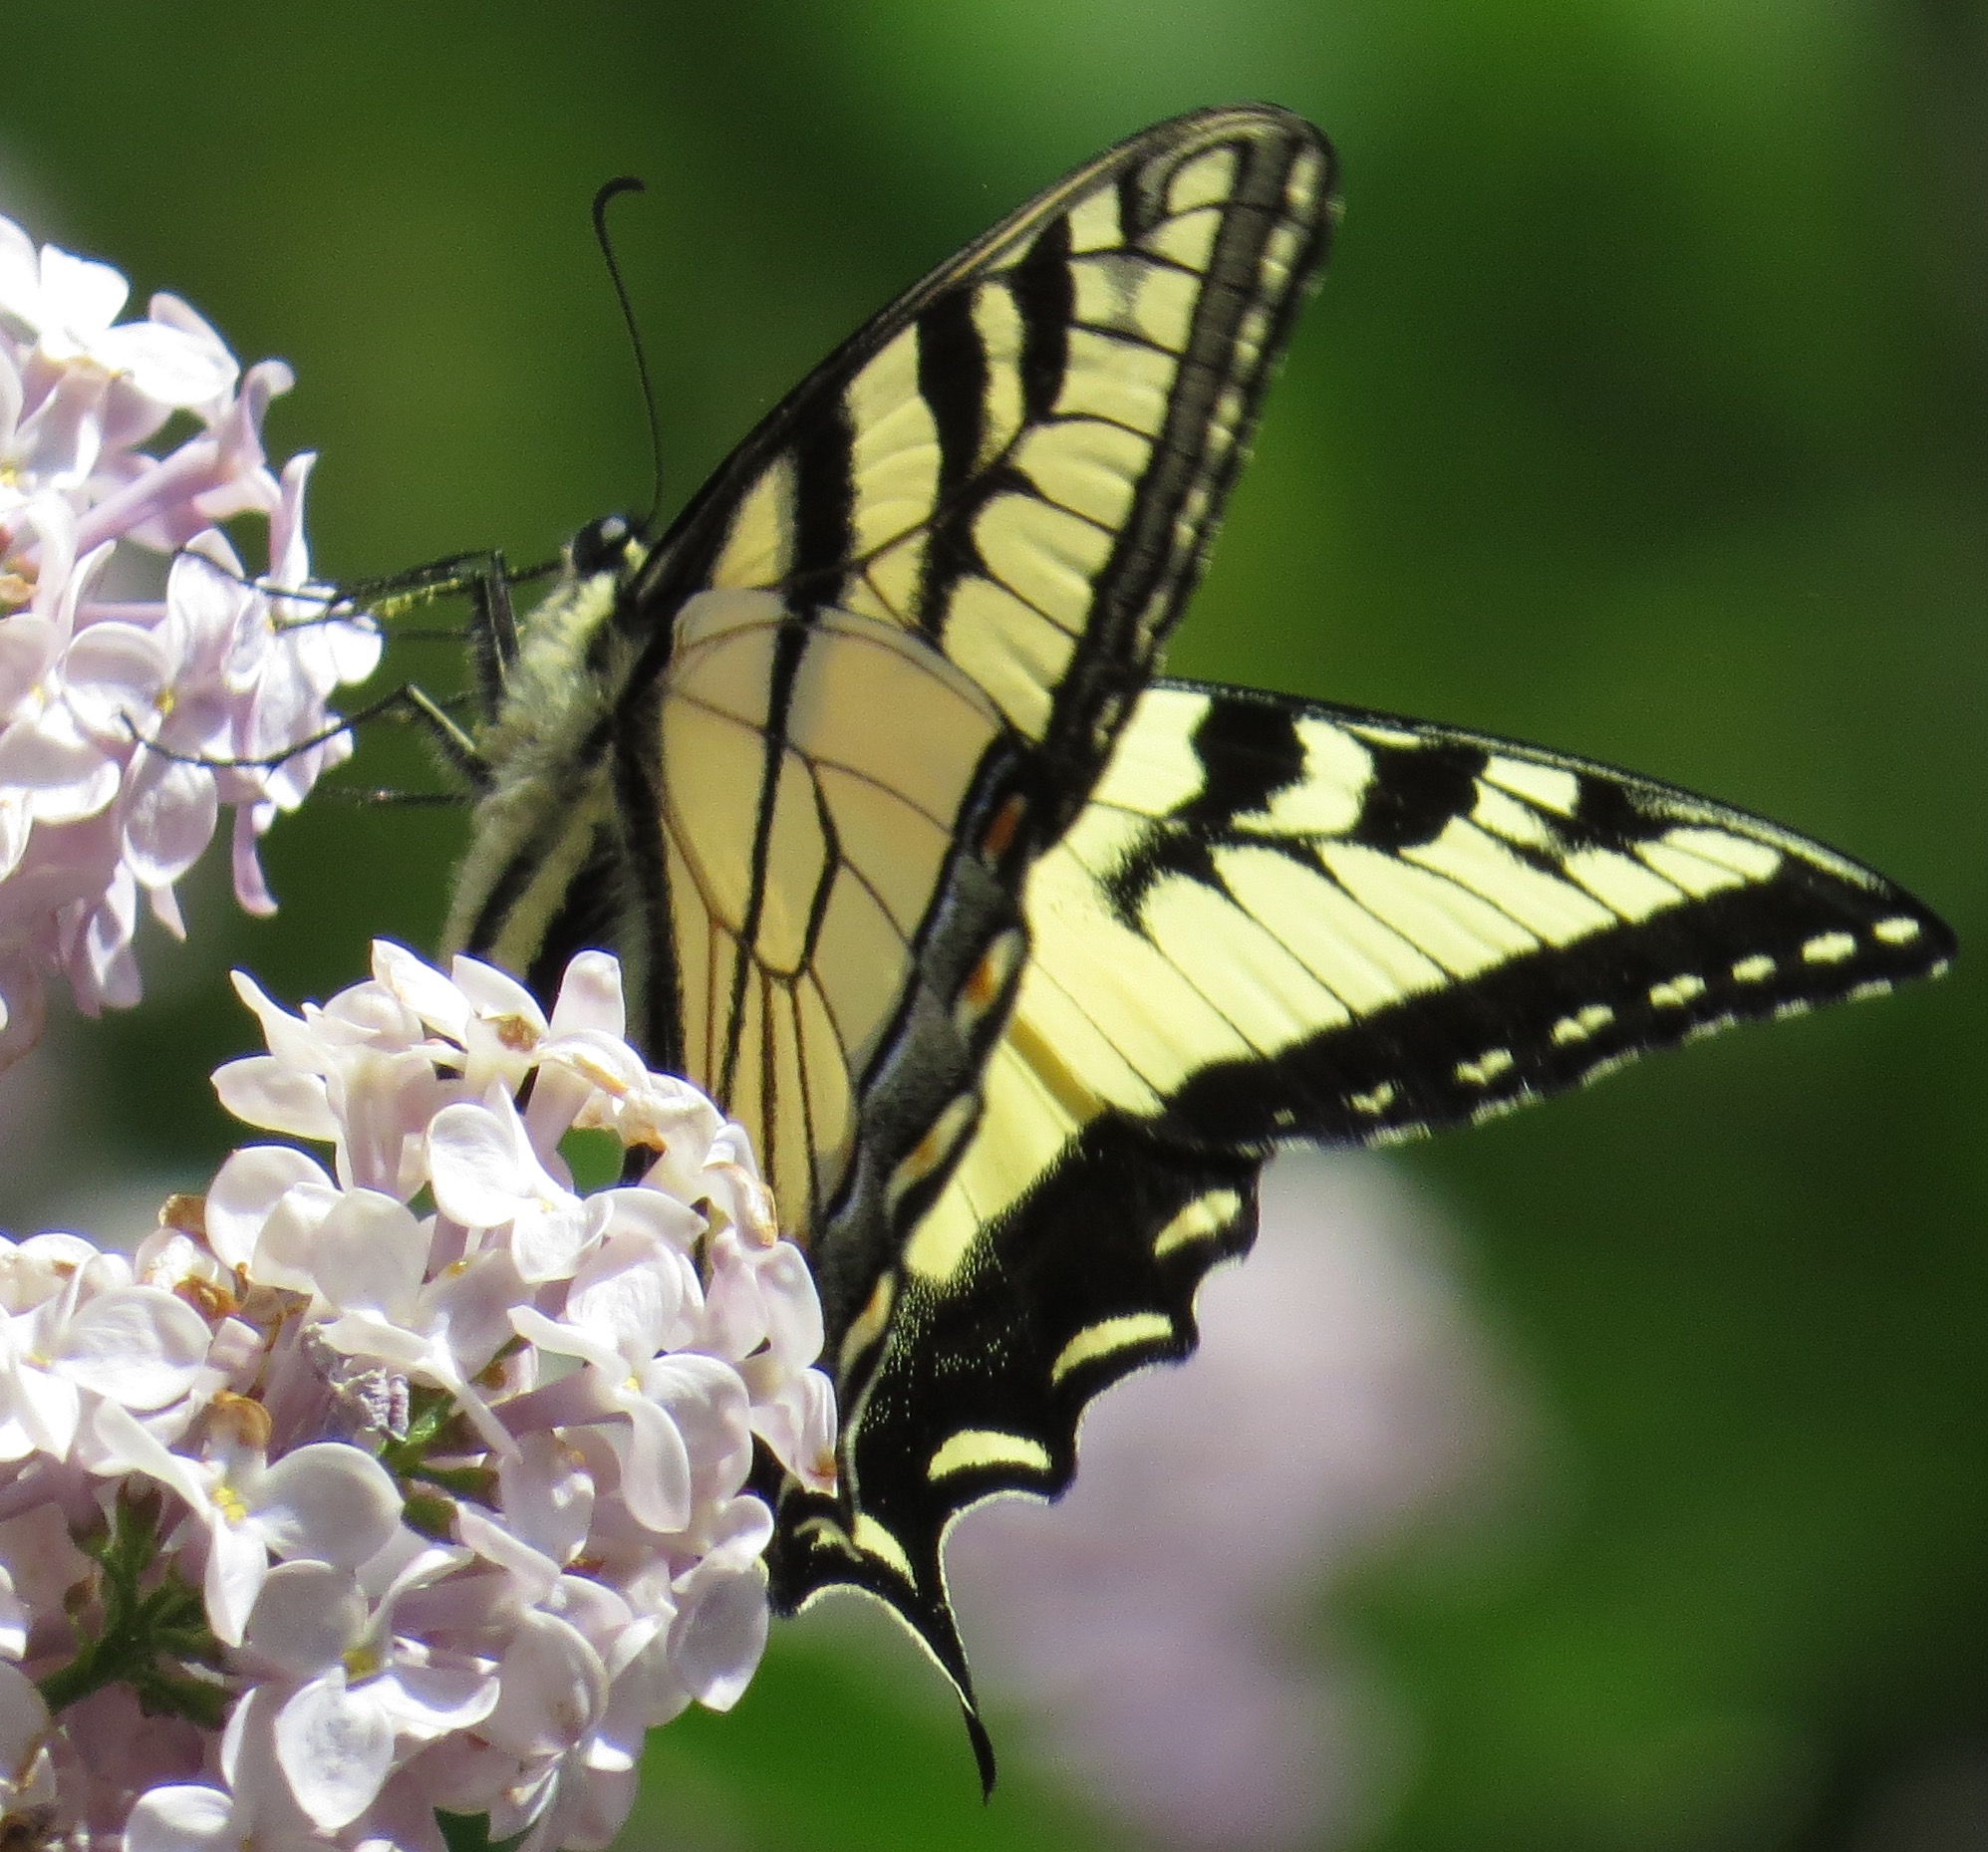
[
  {"x1": 567, "y1": 1232, "x2": 689, "y2": 1359},
  {"x1": 0, "y1": 220, "x2": 40, "y2": 332},
  {"x1": 203, "y1": 1496, "x2": 275, "y2": 1648},
  {"x1": 482, "y1": 1611, "x2": 606, "y2": 1758},
  {"x1": 254, "y1": 1443, "x2": 403, "y2": 1568},
  {"x1": 373, "y1": 939, "x2": 469, "y2": 1041},
  {"x1": 123, "y1": 750, "x2": 220, "y2": 888},
  {"x1": 613, "y1": 1397, "x2": 694, "y2": 1534},
  {"x1": 275, "y1": 1674, "x2": 394, "y2": 1830},
  {"x1": 497, "y1": 1431, "x2": 595, "y2": 1567},
  {"x1": 373, "y1": 1661, "x2": 499, "y2": 1741},
  {"x1": 308, "y1": 1189, "x2": 429, "y2": 1321},
  {"x1": 508, "y1": 1192, "x2": 595, "y2": 1284},
  {"x1": 211, "y1": 1055, "x2": 337, "y2": 1142},
  {"x1": 95, "y1": 319, "x2": 238, "y2": 409},
  {"x1": 39, "y1": 245, "x2": 129, "y2": 341},
  {"x1": 547, "y1": 949, "x2": 625, "y2": 1037},
  {"x1": 669, "y1": 1558, "x2": 769, "y2": 1712},
  {"x1": 205, "y1": 1144, "x2": 331, "y2": 1269},
  {"x1": 449, "y1": 954, "x2": 546, "y2": 1035},
  {"x1": 251, "y1": 1179, "x2": 342, "y2": 1292},
  {"x1": 245, "y1": 1560, "x2": 365, "y2": 1675},
  {"x1": 0, "y1": 1660, "x2": 49, "y2": 1770},
  {"x1": 124, "y1": 1783, "x2": 238, "y2": 1852},
  {"x1": 57, "y1": 1285, "x2": 210, "y2": 1409},
  {"x1": 0, "y1": 616, "x2": 59, "y2": 714},
  {"x1": 426, "y1": 1101, "x2": 529, "y2": 1227}
]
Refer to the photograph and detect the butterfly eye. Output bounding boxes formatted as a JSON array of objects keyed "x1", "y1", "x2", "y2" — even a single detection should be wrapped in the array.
[{"x1": 570, "y1": 512, "x2": 637, "y2": 577}]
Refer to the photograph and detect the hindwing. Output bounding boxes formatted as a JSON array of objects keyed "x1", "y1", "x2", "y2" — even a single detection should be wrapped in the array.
[{"x1": 757, "y1": 679, "x2": 1952, "y2": 1777}]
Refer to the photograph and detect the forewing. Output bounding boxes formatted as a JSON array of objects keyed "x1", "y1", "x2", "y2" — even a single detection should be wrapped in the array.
[
  {"x1": 617, "y1": 106, "x2": 1335, "y2": 1300},
  {"x1": 635, "y1": 105, "x2": 1335, "y2": 801}
]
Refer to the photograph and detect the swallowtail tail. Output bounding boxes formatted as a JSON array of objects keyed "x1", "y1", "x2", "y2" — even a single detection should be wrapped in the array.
[{"x1": 431, "y1": 105, "x2": 1952, "y2": 1783}]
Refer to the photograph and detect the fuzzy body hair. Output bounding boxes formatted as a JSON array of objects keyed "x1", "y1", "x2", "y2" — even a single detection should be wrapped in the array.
[{"x1": 442, "y1": 562, "x2": 639, "y2": 981}]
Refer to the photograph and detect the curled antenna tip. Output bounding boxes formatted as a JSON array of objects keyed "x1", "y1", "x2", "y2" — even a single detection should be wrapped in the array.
[{"x1": 592, "y1": 175, "x2": 646, "y2": 234}]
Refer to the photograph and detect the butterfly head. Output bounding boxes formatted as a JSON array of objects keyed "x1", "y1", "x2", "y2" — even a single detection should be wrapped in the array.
[{"x1": 568, "y1": 511, "x2": 644, "y2": 583}]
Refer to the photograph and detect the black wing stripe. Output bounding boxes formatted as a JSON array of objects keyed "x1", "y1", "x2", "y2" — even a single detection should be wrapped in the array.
[
  {"x1": 1009, "y1": 214, "x2": 1074, "y2": 421},
  {"x1": 720, "y1": 617, "x2": 812, "y2": 1101},
  {"x1": 787, "y1": 395, "x2": 858, "y2": 593}
]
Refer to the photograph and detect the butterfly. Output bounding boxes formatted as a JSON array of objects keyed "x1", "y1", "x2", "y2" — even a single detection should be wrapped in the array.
[{"x1": 423, "y1": 104, "x2": 1952, "y2": 1786}]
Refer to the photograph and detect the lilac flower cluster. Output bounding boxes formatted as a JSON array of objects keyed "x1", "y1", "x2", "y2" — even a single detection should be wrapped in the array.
[
  {"x1": 0, "y1": 216, "x2": 379, "y2": 1064},
  {"x1": 0, "y1": 942, "x2": 833, "y2": 1852}
]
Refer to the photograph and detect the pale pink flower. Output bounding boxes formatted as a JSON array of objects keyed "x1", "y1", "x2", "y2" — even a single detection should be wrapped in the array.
[
  {"x1": 0, "y1": 212, "x2": 379, "y2": 1063},
  {"x1": 247, "y1": 1552, "x2": 494, "y2": 1832},
  {"x1": 0, "y1": 230, "x2": 235, "y2": 409},
  {"x1": 0, "y1": 943, "x2": 830, "y2": 1850}
]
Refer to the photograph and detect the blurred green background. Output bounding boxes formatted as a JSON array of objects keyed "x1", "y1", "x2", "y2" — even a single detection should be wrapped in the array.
[{"x1": 3, "y1": 1, "x2": 1985, "y2": 1847}]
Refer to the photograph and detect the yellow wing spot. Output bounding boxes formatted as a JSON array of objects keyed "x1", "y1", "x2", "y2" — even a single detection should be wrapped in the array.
[
  {"x1": 1258, "y1": 221, "x2": 1309, "y2": 294},
  {"x1": 852, "y1": 1515, "x2": 916, "y2": 1582},
  {"x1": 1848, "y1": 977, "x2": 1894, "y2": 1002},
  {"x1": 928, "y1": 1430, "x2": 1053, "y2": 1482},
  {"x1": 793, "y1": 1515, "x2": 861, "y2": 1560},
  {"x1": 1648, "y1": 973, "x2": 1708, "y2": 1008},
  {"x1": 837, "y1": 1269, "x2": 897, "y2": 1379},
  {"x1": 1167, "y1": 145, "x2": 1239, "y2": 215},
  {"x1": 1802, "y1": 930, "x2": 1857, "y2": 965},
  {"x1": 886, "y1": 1093, "x2": 979, "y2": 1217},
  {"x1": 1563, "y1": 847, "x2": 1681, "y2": 923},
  {"x1": 1874, "y1": 916, "x2": 1922, "y2": 945},
  {"x1": 1370, "y1": 1120, "x2": 1432, "y2": 1149},
  {"x1": 1348, "y1": 1080, "x2": 1397, "y2": 1116},
  {"x1": 971, "y1": 285, "x2": 1026, "y2": 457},
  {"x1": 1234, "y1": 302, "x2": 1274, "y2": 368},
  {"x1": 1070, "y1": 254, "x2": 1198, "y2": 354},
  {"x1": 1552, "y1": 1003, "x2": 1615, "y2": 1045},
  {"x1": 1471, "y1": 785, "x2": 1556, "y2": 851},
  {"x1": 1049, "y1": 1312, "x2": 1176, "y2": 1387},
  {"x1": 708, "y1": 454, "x2": 795, "y2": 589},
  {"x1": 1454, "y1": 1048, "x2": 1515, "y2": 1087},
  {"x1": 1348, "y1": 721, "x2": 1421, "y2": 750},
  {"x1": 1285, "y1": 145, "x2": 1327, "y2": 214},
  {"x1": 1663, "y1": 827, "x2": 1781, "y2": 882},
  {"x1": 1054, "y1": 326, "x2": 1177, "y2": 433},
  {"x1": 1484, "y1": 756, "x2": 1581, "y2": 816},
  {"x1": 1773, "y1": 998, "x2": 1816, "y2": 1020},
  {"x1": 1152, "y1": 1188, "x2": 1245, "y2": 1259},
  {"x1": 1065, "y1": 188, "x2": 1122, "y2": 254},
  {"x1": 1731, "y1": 953, "x2": 1776, "y2": 983},
  {"x1": 1142, "y1": 206, "x2": 1220, "y2": 270}
]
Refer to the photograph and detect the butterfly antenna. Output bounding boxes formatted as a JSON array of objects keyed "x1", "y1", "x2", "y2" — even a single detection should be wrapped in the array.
[{"x1": 592, "y1": 176, "x2": 666, "y2": 539}]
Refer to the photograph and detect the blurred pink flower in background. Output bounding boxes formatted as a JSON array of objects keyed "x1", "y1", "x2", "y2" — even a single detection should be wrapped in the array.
[{"x1": 945, "y1": 1150, "x2": 1522, "y2": 1850}]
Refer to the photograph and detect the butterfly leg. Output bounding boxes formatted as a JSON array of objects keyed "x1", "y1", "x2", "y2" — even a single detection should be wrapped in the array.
[
  {"x1": 337, "y1": 549, "x2": 535, "y2": 722},
  {"x1": 124, "y1": 682, "x2": 490, "y2": 792}
]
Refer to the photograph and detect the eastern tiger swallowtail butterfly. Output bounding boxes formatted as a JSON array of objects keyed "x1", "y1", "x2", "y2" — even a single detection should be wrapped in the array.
[{"x1": 416, "y1": 104, "x2": 1952, "y2": 1785}]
